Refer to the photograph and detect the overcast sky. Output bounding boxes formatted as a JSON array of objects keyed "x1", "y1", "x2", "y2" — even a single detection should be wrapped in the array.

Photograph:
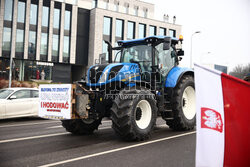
[{"x1": 143, "y1": 0, "x2": 250, "y2": 71}]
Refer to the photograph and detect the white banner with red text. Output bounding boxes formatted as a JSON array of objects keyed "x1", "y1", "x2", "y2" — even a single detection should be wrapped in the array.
[{"x1": 39, "y1": 84, "x2": 72, "y2": 119}]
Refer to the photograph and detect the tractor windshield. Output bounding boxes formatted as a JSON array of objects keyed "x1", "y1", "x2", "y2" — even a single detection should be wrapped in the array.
[
  {"x1": 120, "y1": 45, "x2": 155, "y2": 72},
  {"x1": 120, "y1": 45, "x2": 152, "y2": 63}
]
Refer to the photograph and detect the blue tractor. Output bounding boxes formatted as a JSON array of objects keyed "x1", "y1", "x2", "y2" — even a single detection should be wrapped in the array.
[{"x1": 62, "y1": 36, "x2": 196, "y2": 141}]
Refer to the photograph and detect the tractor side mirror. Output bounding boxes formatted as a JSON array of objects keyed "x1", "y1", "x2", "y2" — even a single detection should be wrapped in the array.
[
  {"x1": 177, "y1": 50, "x2": 184, "y2": 56},
  {"x1": 163, "y1": 37, "x2": 171, "y2": 50}
]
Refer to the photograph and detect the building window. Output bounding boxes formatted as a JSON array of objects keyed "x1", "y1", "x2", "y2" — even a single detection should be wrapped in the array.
[
  {"x1": 28, "y1": 31, "x2": 36, "y2": 60},
  {"x1": 169, "y1": 29, "x2": 176, "y2": 37},
  {"x1": 4, "y1": 0, "x2": 13, "y2": 21},
  {"x1": 138, "y1": 23, "x2": 146, "y2": 38},
  {"x1": 2, "y1": 27, "x2": 12, "y2": 52},
  {"x1": 41, "y1": 1, "x2": 50, "y2": 61},
  {"x1": 103, "y1": 17, "x2": 112, "y2": 36},
  {"x1": 159, "y1": 27, "x2": 166, "y2": 36},
  {"x1": 127, "y1": 21, "x2": 135, "y2": 40},
  {"x1": 16, "y1": 1, "x2": 26, "y2": 59},
  {"x1": 134, "y1": 6, "x2": 138, "y2": 16},
  {"x1": 115, "y1": 19, "x2": 124, "y2": 40},
  {"x1": 30, "y1": 3, "x2": 38, "y2": 25},
  {"x1": 40, "y1": 33, "x2": 48, "y2": 57},
  {"x1": 17, "y1": 1, "x2": 25, "y2": 23},
  {"x1": 149, "y1": 25, "x2": 156, "y2": 36},
  {"x1": 143, "y1": 8, "x2": 148, "y2": 18},
  {"x1": 92, "y1": 0, "x2": 98, "y2": 8},
  {"x1": 63, "y1": 36, "x2": 70, "y2": 62},
  {"x1": 53, "y1": 8, "x2": 61, "y2": 29},
  {"x1": 42, "y1": 6, "x2": 49, "y2": 27},
  {"x1": 52, "y1": 34, "x2": 59, "y2": 62},
  {"x1": 63, "y1": 5, "x2": 71, "y2": 63},
  {"x1": 64, "y1": 10, "x2": 71, "y2": 31},
  {"x1": 16, "y1": 29, "x2": 24, "y2": 54}
]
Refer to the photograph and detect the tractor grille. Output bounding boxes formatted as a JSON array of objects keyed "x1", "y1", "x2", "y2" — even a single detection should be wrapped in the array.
[{"x1": 89, "y1": 64, "x2": 108, "y2": 83}]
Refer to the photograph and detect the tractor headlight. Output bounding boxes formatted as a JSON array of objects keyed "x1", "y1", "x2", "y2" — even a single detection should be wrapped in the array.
[{"x1": 98, "y1": 67, "x2": 110, "y2": 83}]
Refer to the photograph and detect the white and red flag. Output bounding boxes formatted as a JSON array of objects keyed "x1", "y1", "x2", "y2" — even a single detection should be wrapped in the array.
[{"x1": 194, "y1": 64, "x2": 250, "y2": 167}]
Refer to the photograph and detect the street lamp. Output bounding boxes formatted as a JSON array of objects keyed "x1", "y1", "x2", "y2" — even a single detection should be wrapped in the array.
[{"x1": 190, "y1": 31, "x2": 201, "y2": 68}]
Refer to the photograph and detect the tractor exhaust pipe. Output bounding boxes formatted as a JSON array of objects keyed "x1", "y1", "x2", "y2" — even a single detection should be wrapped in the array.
[{"x1": 104, "y1": 40, "x2": 112, "y2": 63}]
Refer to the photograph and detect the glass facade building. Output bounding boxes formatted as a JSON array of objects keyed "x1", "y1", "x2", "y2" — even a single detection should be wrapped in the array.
[{"x1": 0, "y1": 0, "x2": 73, "y2": 82}]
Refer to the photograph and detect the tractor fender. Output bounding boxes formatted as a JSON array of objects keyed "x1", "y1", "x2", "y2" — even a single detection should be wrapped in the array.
[{"x1": 165, "y1": 67, "x2": 194, "y2": 88}]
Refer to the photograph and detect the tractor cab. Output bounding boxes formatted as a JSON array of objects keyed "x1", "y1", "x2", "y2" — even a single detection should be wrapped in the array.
[{"x1": 117, "y1": 36, "x2": 183, "y2": 82}]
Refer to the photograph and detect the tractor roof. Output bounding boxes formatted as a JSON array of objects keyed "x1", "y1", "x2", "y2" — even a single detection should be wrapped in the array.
[{"x1": 117, "y1": 36, "x2": 179, "y2": 47}]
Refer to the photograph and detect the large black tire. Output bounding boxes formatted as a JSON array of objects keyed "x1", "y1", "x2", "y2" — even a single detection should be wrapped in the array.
[
  {"x1": 111, "y1": 87, "x2": 157, "y2": 141},
  {"x1": 61, "y1": 119, "x2": 101, "y2": 135},
  {"x1": 167, "y1": 75, "x2": 196, "y2": 130}
]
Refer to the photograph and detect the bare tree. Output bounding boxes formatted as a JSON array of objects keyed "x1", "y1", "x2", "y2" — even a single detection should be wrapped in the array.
[{"x1": 229, "y1": 63, "x2": 250, "y2": 79}]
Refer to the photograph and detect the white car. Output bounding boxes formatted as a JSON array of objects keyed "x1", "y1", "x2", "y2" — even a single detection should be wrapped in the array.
[{"x1": 0, "y1": 88, "x2": 39, "y2": 119}]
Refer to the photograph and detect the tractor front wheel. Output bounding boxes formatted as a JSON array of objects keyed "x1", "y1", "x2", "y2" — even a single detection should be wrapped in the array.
[
  {"x1": 167, "y1": 75, "x2": 196, "y2": 130},
  {"x1": 111, "y1": 88, "x2": 157, "y2": 141}
]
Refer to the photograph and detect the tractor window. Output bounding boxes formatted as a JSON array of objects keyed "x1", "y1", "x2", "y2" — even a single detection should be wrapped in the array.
[
  {"x1": 155, "y1": 43, "x2": 176, "y2": 78},
  {"x1": 121, "y1": 45, "x2": 153, "y2": 73}
]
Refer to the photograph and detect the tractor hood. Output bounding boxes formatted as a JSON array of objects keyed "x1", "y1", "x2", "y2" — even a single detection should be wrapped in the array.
[{"x1": 86, "y1": 63, "x2": 141, "y2": 86}]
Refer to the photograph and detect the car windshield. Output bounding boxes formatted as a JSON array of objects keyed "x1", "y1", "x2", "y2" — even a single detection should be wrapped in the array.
[{"x1": 0, "y1": 89, "x2": 14, "y2": 99}]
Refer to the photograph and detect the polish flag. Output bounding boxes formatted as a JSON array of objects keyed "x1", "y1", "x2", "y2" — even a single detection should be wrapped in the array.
[{"x1": 194, "y1": 64, "x2": 250, "y2": 167}]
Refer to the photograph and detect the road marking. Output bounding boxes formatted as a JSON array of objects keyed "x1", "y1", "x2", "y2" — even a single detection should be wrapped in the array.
[
  {"x1": 0, "y1": 120, "x2": 111, "y2": 129},
  {"x1": 0, "y1": 132, "x2": 70, "y2": 144},
  {"x1": 0, "y1": 123, "x2": 165, "y2": 143},
  {"x1": 39, "y1": 131, "x2": 196, "y2": 167},
  {"x1": 46, "y1": 125, "x2": 62, "y2": 129},
  {"x1": 0, "y1": 120, "x2": 60, "y2": 128},
  {"x1": 46, "y1": 125, "x2": 112, "y2": 129},
  {"x1": 0, "y1": 126, "x2": 113, "y2": 144}
]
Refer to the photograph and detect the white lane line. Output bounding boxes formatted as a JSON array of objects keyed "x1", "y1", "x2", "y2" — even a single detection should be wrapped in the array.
[
  {"x1": 0, "y1": 120, "x2": 111, "y2": 129},
  {"x1": 0, "y1": 126, "x2": 113, "y2": 144},
  {"x1": 0, "y1": 132, "x2": 70, "y2": 144},
  {"x1": 46, "y1": 120, "x2": 112, "y2": 129},
  {"x1": 0, "y1": 120, "x2": 60, "y2": 128},
  {"x1": 46, "y1": 125, "x2": 112, "y2": 129},
  {"x1": 46, "y1": 125, "x2": 63, "y2": 129},
  {"x1": 0, "y1": 124, "x2": 164, "y2": 143},
  {"x1": 39, "y1": 131, "x2": 196, "y2": 167}
]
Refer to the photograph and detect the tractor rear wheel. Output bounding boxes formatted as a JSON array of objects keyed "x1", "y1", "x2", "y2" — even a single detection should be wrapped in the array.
[
  {"x1": 61, "y1": 119, "x2": 101, "y2": 135},
  {"x1": 167, "y1": 75, "x2": 196, "y2": 130},
  {"x1": 111, "y1": 87, "x2": 157, "y2": 141}
]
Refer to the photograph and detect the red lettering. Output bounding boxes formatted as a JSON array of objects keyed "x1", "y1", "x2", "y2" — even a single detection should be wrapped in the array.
[
  {"x1": 41, "y1": 102, "x2": 69, "y2": 109},
  {"x1": 65, "y1": 102, "x2": 69, "y2": 109}
]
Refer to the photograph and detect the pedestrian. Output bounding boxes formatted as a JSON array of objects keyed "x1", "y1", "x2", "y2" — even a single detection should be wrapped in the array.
[
  {"x1": 36, "y1": 70, "x2": 40, "y2": 80},
  {"x1": 41, "y1": 69, "x2": 45, "y2": 80},
  {"x1": 15, "y1": 68, "x2": 19, "y2": 81}
]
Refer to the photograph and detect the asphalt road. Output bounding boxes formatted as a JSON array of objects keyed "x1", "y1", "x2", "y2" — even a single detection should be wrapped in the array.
[{"x1": 0, "y1": 118, "x2": 196, "y2": 167}]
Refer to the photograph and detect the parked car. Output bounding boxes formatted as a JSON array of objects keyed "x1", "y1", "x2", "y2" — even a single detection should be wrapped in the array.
[{"x1": 0, "y1": 88, "x2": 39, "y2": 119}]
